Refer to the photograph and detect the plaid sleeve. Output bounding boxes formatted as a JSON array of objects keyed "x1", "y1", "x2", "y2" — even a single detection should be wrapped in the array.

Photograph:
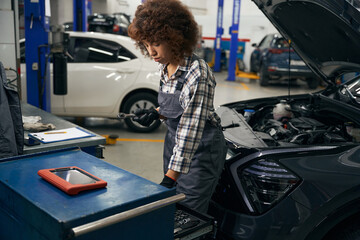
[{"x1": 168, "y1": 60, "x2": 215, "y2": 173}]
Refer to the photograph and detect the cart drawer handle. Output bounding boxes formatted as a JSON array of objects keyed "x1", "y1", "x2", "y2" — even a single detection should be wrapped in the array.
[{"x1": 68, "y1": 193, "x2": 186, "y2": 238}]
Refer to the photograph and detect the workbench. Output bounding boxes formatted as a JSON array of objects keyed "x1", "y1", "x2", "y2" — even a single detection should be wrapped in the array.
[
  {"x1": 0, "y1": 148, "x2": 180, "y2": 240},
  {"x1": 22, "y1": 103, "x2": 106, "y2": 158}
]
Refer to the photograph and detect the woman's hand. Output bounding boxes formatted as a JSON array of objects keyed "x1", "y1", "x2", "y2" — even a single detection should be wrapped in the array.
[
  {"x1": 133, "y1": 108, "x2": 159, "y2": 126},
  {"x1": 159, "y1": 169, "x2": 181, "y2": 188}
]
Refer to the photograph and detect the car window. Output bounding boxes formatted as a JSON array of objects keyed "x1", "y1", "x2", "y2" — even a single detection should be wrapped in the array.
[
  {"x1": 274, "y1": 38, "x2": 289, "y2": 48},
  {"x1": 68, "y1": 37, "x2": 136, "y2": 63},
  {"x1": 258, "y1": 35, "x2": 273, "y2": 48},
  {"x1": 20, "y1": 37, "x2": 136, "y2": 64},
  {"x1": 116, "y1": 14, "x2": 130, "y2": 25}
]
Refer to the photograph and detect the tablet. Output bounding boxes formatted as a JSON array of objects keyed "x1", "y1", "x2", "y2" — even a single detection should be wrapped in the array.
[{"x1": 38, "y1": 166, "x2": 107, "y2": 195}]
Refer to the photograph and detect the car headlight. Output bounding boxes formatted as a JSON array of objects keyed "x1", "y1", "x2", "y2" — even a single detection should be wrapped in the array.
[{"x1": 239, "y1": 159, "x2": 300, "y2": 214}]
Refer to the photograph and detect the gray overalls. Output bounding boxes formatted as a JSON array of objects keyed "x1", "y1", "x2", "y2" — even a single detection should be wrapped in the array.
[{"x1": 158, "y1": 57, "x2": 227, "y2": 213}]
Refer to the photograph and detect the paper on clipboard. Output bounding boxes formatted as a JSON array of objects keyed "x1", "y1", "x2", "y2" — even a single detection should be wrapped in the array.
[{"x1": 28, "y1": 127, "x2": 95, "y2": 143}]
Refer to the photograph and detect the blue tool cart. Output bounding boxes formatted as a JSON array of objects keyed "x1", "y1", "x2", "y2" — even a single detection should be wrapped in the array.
[{"x1": 0, "y1": 148, "x2": 182, "y2": 240}]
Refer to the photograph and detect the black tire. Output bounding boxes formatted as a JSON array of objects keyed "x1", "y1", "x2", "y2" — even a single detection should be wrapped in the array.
[
  {"x1": 250, "y1": 59, "x2": 256, "y2": 73},
  {"x1": 122, "y1": 92, "x2": 161, "y2": 133},
  {"x1": 307, "y1": 78, "x2": 319, "y2": 89},
  {"x1": 236, "y1": 59, "x2": 246, "y2": 71},
  {"x1": 259, "y1": 64, "x2": 269, "y2": 86}
]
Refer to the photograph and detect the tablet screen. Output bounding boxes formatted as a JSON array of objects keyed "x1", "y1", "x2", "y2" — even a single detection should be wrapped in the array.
[{"x1": 51, "y1": 168, "x2": 98, "y2": 185}]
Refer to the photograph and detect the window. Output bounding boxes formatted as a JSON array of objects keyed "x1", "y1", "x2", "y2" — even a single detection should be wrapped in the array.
[
  {"x1": 68, "y1": 37, "x2": 136, "y2": 63},
  {"x1": 275, "y1": 38, "x2": 289, "y2": 48},
  {"x1": 259, "y1": 34, "x2": 273, "y2": 48}
]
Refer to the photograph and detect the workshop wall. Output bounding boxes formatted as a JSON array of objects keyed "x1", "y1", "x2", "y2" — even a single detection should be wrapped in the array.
[
  {"x1": 0, "y1": 0, "x2": 18, "y2": 71},
  {"x1": 104, "y1": 0, "x2": 276, "y2": 70},
  {"x1": 50, "y1": 0, "x2": 72, "y2": 28},
  {"x1": 195, "y1": 0, "x2": 276, "y2": 70},
  {"x1": 102, "y1": 0, "x2": 276, "y2": 70},
  {"x1": 49, "y1": 0, "x2": 277, "y2": 71}
]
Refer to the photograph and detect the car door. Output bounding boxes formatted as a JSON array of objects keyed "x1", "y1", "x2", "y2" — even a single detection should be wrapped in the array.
[
  {"x1": 250, "y1": 34, "x2": 273, "y2": 72},
  {"x1": 63, "y1": 36, "x2": 140, "y2": 117}
]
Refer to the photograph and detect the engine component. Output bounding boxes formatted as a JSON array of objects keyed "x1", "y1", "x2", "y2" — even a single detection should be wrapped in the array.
[{"x1": 272, "y1": 100, "x2": 294, "y2": 121}]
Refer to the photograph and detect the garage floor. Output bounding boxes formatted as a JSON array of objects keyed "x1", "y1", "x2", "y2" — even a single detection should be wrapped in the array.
[{"x1": 70, "y1": 71, "x2": 320, "y2": 184}]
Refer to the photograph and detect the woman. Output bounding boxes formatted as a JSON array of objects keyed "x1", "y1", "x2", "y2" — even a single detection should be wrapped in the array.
[{"x1": 128, "y1": 0, "x2": 227, "y2": 213}]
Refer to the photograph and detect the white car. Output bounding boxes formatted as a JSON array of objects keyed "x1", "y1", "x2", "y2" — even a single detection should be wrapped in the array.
[{"x1": 20, "y1": 31, "x2": 160, "y2": 132}]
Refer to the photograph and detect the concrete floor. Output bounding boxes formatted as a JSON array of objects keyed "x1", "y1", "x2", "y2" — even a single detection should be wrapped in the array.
[{"x1": 71, "y1": 71, "x2": 320, "y2": 184}]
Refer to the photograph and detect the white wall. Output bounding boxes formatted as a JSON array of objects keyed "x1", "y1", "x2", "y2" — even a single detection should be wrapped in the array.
[
  {"x1": 195, "y1": 0, "x2": 276, "y2": 70},
  {"x1": 201, "y1": 0, "x2": 277, "y2": 43},
  {"x1": 123, "y1": 0, "x2": 276, "y2": 70},
  {"x1": 52, "y1": 0, "x2": 73, "y2": 25},
  {"x1": 0, "y1": 0, "x2": 20, "y2": 94},
  {"x1": 0, "y1": 0, "x2": 17, "y2": 70},
  {"x1": 52, "y1": 0, "x2": 277, "y2": 70}
]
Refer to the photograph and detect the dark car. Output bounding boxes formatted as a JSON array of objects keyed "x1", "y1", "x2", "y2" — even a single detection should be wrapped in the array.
[
  {"x1": 112, "y1": 12, "x2": 131, "y2": 36},
  {"x1": 250, "y1": 33, "x2": 319, "y2": 89},
  {"x1": 88, "y1": 13, "x2": 129, "y2": 36},
  {"x1": 210, "y1": 0, "x2": 360, "y2": 239},
  {"x1": 62, "y1": 21, "x2": 73, "y2": 31}
]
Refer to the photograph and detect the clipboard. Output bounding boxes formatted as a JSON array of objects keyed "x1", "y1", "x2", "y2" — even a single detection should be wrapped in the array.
[{"x1": 28, "y1": 127, "x2": 96, "y2": 143}]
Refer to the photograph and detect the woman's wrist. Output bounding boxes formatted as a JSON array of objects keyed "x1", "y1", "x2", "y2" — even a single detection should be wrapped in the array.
[{"x1": 165, "y1": 169, "x2": 180, "y2": 181}]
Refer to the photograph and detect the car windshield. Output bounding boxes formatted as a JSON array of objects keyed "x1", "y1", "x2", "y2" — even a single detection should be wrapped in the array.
[{"x1": 116, "y1": 14, "x2": 130, "y2": 25}]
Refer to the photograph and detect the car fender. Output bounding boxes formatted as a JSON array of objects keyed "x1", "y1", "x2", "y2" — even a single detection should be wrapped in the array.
[
  {"x1": 298, "y1": 188, "x2": 360, "y2": 240},
  {"x1": 113, "y1": 68, "x2": 159, "y2": 116},
  {"x1": 280, "y1": 145, "x2": 360, "y2": 239}
]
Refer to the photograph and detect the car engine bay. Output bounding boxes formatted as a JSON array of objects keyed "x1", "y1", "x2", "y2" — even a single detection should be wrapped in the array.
[
  {"x1": 251, "y1": 99, "x2": 359, "y2": 146},
  {"x1": 218, "y1": 93, "x2": 360, "y2": 150}
]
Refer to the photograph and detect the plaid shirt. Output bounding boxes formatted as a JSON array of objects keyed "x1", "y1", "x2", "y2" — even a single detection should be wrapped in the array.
[{"x1": 159, "y1": 55, "x2": 220, "y2": 173}]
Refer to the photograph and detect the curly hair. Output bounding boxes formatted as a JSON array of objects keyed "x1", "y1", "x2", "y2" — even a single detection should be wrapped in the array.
[{"x1": 128, "y1": 0, "x2": 199, "y2": 65}]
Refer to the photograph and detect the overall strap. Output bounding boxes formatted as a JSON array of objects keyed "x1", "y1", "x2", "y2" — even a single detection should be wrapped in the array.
[
  {"x1": 175, "y1": 55, "x2": 200, "y2": 91},
  {"x1": 175, "y1": 71, "x2": 187, "y2": 91}
]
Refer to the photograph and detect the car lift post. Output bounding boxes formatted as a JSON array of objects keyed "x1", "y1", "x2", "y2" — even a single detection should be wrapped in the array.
[
  {"x1": 88, "y1": 0, "x2": 92, "y2": 16},
  {"x1": 227, "y1": 0, "x2": 241, "y2": 81},
  {"x1": 213, "y1": 0, "x2": 224, "y2": 72},
  {"x1": 24, "y1": 0, "x2": 51, "y2": 111},
  {"x1": 73, "y1": 0, "x2": 88, "y2": 32}
]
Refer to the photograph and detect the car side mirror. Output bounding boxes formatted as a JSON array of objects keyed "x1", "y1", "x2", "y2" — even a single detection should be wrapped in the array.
[{"x1": 251, "y1": 43, "x2": 257, "y2": 47}]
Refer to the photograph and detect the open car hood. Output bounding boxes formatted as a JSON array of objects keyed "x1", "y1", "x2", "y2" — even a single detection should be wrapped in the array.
[{"x1": 252, "y1": 0, "x2": 360, "y2": 84}]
